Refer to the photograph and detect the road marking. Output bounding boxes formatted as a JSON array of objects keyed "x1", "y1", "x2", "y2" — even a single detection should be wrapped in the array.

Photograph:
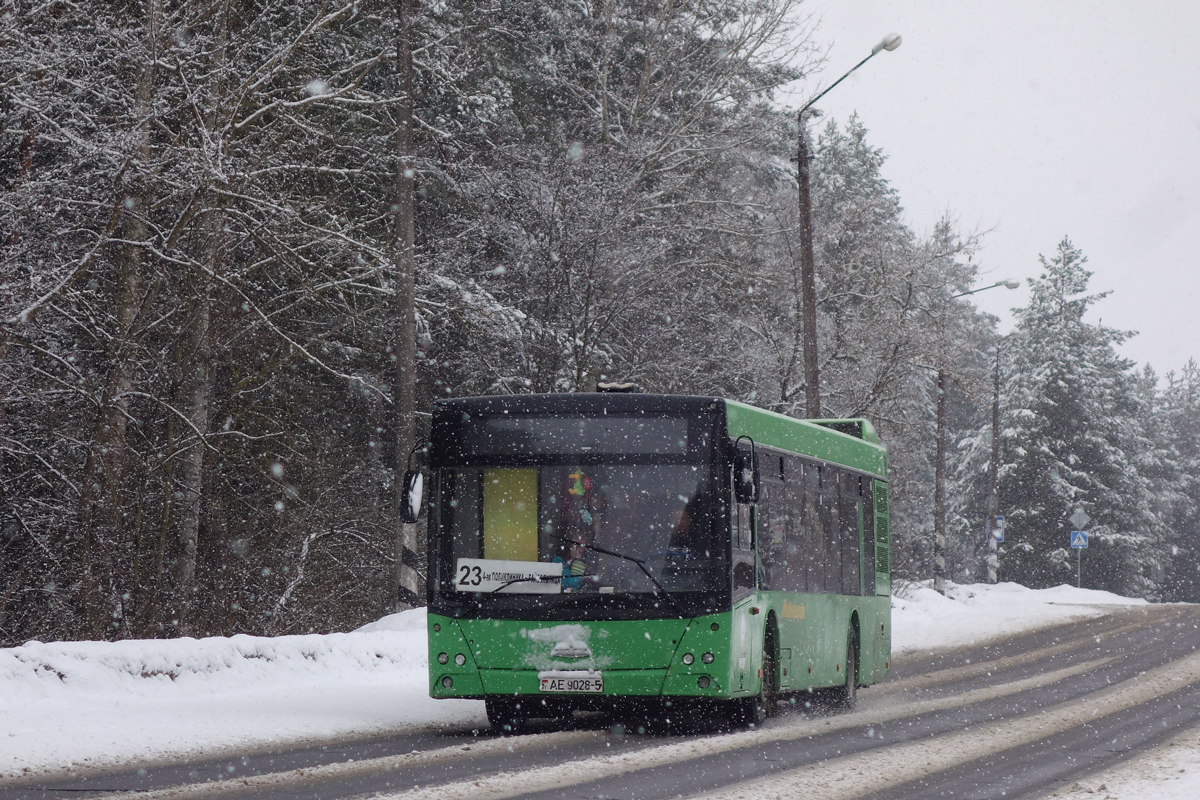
[
  {"x1": 690, "y1": 648, "x2": 1200, "y2": 800},
  {"x1": 358, "y1": 656, "x2": 1118, "y2": 800}
]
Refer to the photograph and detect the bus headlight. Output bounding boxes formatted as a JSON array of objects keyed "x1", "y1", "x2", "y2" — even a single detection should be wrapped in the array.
[
  {"x1": 454, "y1": 653, "x2": 467, "y2": 666},
  {"x1": 697, "y1": 676, "x2": 711, "y2": 688},
  {"x1": 437, "y1": 652, "x2": 449, "y2": 665},
  {"x1": 681, "y1": 653, "x2": 694, "y2": 665},
  {"x1": 702, "y1": 652, "x2": 714, "y2": 664},
  {"x1": 442, "y1": 676, "x2": 454, "y2": 688}
]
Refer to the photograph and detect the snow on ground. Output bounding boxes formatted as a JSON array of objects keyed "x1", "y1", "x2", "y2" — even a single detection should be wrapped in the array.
[
  {"x1": 0, "y1": 582, "x2": 1166, "y2": 785},
  {"x1": 0, "y1": 608, "x2": 485, "y2": 782},
  {"x1": 1043, "y1": 726, "x2": 1200, "y2": 800},
  {"x1": 890, "y1": 580, "x2": 1147, "y2": 655},
  {"x1": 892, "y1": 581, "x2": 1200, "y2": 800}
]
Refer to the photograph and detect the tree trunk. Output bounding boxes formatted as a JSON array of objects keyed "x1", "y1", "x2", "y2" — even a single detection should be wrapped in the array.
[
  {"x1": 75, "y1": 0, "x2": 161, "y2": 639},
  {"x1": 173, "y1": 205, "x2": 218, "y2": 636},
  {"x1": 392, "y1": 0, "x2": 420, "y2": 610},
  {"x1": 797, "y1": 117, "x2": 820, "y2": 419},
  {"x1": 138, "y1": 418, "x2": 176, "y2": 638},
  {"x1": 0, "y1": 107, "x2": 42, "y2": 615},
  {"x1": 174, "y1": 2, "x2": 227, "y2": 636},
  {"x1": 74, "y1": 229, "x2": 143, "y2": 638}
]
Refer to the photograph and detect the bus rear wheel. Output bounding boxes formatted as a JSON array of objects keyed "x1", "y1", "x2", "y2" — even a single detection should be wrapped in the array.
[
  {"x1": 485, "y1": 697, "x2": 527, "y2": 733},
  {"x1": 833, "y1": 628, "x2": 858, "y2": 711}
]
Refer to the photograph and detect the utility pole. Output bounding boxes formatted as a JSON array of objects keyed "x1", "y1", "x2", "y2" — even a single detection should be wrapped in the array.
[
  {"x1": 985, "y1": 340, "x2": 1002, "y2": 583},
  {"x1": 392, "y1": 0, "x2": 420, "y2": 611},
  {"x1": 796, "y1": 119, "x2": 820, "y2": 419},
  {"x1": 933, "y1": 369, "x2": 947, "y2": 595},
  {"x1": 794, "y1": 33, "x2": 901, "y2": 420}
]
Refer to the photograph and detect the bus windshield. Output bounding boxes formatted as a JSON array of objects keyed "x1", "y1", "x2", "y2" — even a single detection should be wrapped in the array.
[{"x1": 438, "y1": 464, "x2": 724, "y2": 598}]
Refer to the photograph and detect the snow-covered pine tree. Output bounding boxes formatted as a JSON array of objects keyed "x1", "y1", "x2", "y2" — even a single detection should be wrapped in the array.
[
  {"x1": 418, "y1": 0, "x2": 811, "y2": 396},
  {"x1": 1157, "y1": 361, "x2": 1200, "y2": 600},
  {"x1": 998, "y1": 238, "x2": 1167, "y2": 595}
]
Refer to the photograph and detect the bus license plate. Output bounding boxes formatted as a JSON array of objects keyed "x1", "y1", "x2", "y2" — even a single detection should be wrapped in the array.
[{"x1": 538, "y1": 671, "x2": 603, "y2": 693}]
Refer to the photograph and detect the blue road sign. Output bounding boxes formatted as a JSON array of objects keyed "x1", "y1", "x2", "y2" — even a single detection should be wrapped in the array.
[{"x1": 1070, "y1": 531, "x2": 1088, "y2": 549}]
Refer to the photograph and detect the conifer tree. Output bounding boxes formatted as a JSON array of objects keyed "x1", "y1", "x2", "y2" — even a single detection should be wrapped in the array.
[
  {"x1": 1157, "y1": 361, "x2": 1200, "y2": 600},
  {"x1": 998, "y1": 239, "x2": 1166, "y2": 595}
]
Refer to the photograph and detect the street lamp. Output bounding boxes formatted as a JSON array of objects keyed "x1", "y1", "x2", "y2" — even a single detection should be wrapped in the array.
[
  {"x1": 931, "y1": 279, "x2": 1019, "y2": 595},
  {"x1": 952, "y1": 280, "x2": 1021, "y2": 298},
  {"x1": 796, "y1": 33, "x2": 902, "y2": 419}
]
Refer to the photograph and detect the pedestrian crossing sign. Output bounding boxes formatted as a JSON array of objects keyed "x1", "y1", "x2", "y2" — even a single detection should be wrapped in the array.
[{"x1": 1070, "y1": 531, "x2": 1088, "y2": 549}]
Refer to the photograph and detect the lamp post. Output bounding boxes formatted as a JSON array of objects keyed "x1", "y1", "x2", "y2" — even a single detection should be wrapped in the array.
[
  {"x1": 796, "y1": 33, "x2": 902, "y2": 419},
  {"x1": 931, "y1": 279, "x2": 1019, "y2": 594}
]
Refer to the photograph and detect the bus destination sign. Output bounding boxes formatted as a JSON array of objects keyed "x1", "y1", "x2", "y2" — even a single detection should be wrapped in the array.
[{"x1": 454, "y1": 558, "x2": 563, "y2": 594}]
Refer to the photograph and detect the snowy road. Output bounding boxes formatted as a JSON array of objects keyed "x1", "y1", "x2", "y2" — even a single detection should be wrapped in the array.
[{"x1": 4, "y1": 602, "x2": 1199, "y2": 800}]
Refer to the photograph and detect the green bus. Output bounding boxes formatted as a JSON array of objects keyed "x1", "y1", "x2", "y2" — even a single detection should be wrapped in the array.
[{"x1": 416, "y1": 391, "x2": 890, "y2": 730}]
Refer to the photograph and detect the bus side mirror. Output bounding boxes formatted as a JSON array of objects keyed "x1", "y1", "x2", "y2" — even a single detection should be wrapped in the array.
[
  {"x1": 400, "y1": 469, "x2": 424, "y2": 523},
  {"x1": 734, "y1": 453, "x2": 759, "y2": 505}
]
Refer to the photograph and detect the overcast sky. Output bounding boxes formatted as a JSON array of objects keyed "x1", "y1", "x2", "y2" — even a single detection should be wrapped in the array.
[{"x1": 782, "y1": 1, "x2": 1200, "y2": 377}]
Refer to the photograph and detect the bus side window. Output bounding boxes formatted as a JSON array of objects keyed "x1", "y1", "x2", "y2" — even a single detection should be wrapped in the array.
[
  {"x1": 757, "y1": 485, "x2": 771, "y2": 590},
  {"x1": 840, "y1": 471, "x2": 861, "y2": 596},
  {"x1": 821, "y1": 465, "x2": 842, "y2": 594},
  {"x1": 737, "y1": 499, "x2": 753, "y2": 551},
  {"x1": 783, "y1": 456, "x2": 806, "y2": 593},
  {"x1": 448, "y1": 469, "x2": 483, "y2": 560},
  {"x1": 758, "y1": 476, "x2": 787, "y2": 591},
  {"x1": 803, "y1": 462, "x2": 824, "y2": 594},
  {"x1": 862, "y1": 477, "x2": 875, "y2": 593},
  {"x1": 732, "y1": 466, "x2": 756, "y2": 599}
]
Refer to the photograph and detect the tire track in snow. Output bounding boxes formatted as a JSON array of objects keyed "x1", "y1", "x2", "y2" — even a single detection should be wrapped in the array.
[
  {"x1": 82, "y1": 731, "x2": 604, "y2": 800},
  {"x1": 350, "y1": 656, "x2": 1117, "y2": 800},
  {"x1": 871, "y1": 611, "x2": 1173, "y2": 698},
  {"x1": 684, "y1": 648, "x2": 1200, "y2": 800}
]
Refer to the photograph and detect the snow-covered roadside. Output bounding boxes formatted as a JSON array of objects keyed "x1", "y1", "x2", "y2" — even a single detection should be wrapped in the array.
[
  {"x1": 891, "y1": 580, "x2": 1148, "y2": 655},
  {"x1": 0, "y1": 609, "x2": 484, "y2": 783},
  {"x1": 895, "y1": 582, "x2": 1200, "y2": 800},
  {"x1": 0, "y1": 582, "x2": 1158, "y2": 783},
  {"x1": 1040, "y1": 726, "x2": 1200, "y2": 800}
]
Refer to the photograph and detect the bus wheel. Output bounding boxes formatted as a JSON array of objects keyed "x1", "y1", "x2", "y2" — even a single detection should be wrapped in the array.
[
  {"x1": 485, "y1": 697, "x2": 527, "y2": 733},
  {"x1": 834, "y1": 628, "x2": 858, "y2": 711}
]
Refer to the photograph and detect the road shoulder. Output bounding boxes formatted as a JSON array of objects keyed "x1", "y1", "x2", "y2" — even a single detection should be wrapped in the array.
[{"x1": 1038, "y1": 725, "x2": 1200, "y2": 800}]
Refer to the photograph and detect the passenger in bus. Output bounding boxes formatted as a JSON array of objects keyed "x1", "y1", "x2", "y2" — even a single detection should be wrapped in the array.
[
  {"x1": 669, "y1": 489, "x2": 710, "y2": 553},
  {"x1": 554, "y1": 536, "x2": 590, "y2": 591},
  {"x1": 561, "y1": 468, "x2": 605, "y2": 543}
]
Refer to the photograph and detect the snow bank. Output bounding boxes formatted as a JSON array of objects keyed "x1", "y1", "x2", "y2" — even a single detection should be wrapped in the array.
[
  {"x1": 1051, "y1": 725, "x2": 1200, "y2": 800},
  {"x1": 0, "y1": 608, "x2": 485, "y2": 781},
  {"x1": 891, "y1": 580, "x2": 1148, "y2": 655}
]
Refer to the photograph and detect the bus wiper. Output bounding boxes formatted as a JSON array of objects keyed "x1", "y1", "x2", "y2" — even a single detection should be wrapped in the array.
[
  {"x1": 490, "y1": 575, "x2": 561, "y2": 594},
  {"x1": 552, "y1": 535, "x2": 683, "y2": 615}
]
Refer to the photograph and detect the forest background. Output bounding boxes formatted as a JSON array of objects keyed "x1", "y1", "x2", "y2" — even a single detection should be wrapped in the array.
[{"x1": 2, "y1": 0, "x2": 1198, "y2": 645}]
